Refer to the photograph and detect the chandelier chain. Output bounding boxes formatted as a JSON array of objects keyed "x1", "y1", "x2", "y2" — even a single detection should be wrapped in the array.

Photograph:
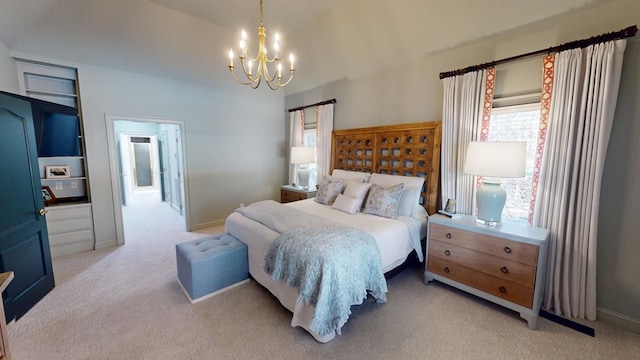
[{"x1": 259, "y1": 0, "x2": 264, "y2": 27}]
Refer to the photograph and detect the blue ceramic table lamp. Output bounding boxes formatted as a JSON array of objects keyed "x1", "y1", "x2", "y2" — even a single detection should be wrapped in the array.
[
  {"x1": 463, "y1": 141, "x2": 526, "y2": 225},
  {"x1": 290, "y1": 146, "x2": 315, "y2": 189}
]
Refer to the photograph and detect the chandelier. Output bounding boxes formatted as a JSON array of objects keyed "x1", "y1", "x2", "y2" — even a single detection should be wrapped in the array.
[{"x1": 227, "y1": 0, "x2": 296, "y2": 90}]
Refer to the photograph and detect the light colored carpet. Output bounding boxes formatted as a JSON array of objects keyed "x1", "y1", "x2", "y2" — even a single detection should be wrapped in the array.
[{"x1": 7, "y1": 197, "x2": 640, "y2": 359}]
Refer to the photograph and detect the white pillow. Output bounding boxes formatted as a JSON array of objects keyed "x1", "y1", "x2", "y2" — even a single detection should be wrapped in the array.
[
  {"x1": 332, "y1": 169, "x2": 371, "y2": 183},
  {"x1": 331, "y1": 194, "x2": 361, "y2": 214},
  {"x1": 342, "y1": 182, "x2": 372, "y2": 211},
  {"x1": 368, "y1": 173, "x2": 425, "y2": 189},
  {"x1": 369, "y1": 173, "x2": 425, "y2": 216},
  {"x1": 397, "y1": 186, "x2": 421, "y2": 217},
  {"x1": 413, "y1": 204, "x2": 428, "y2": 219}
]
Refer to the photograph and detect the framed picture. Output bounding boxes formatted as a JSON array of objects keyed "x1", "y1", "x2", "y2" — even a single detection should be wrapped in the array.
[
  {"x1": 45, "y1": 165, "x2": 70, "y2": 179},
  {"x1": 444, "y1": 198, "x2": 456, "y2": 213},
  {"x1": 42, "y1": 186, "x2": 57, "y2": 206}
]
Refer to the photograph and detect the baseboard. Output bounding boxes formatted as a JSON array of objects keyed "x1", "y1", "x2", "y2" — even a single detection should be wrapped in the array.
[
  {"x1": 50, "y1": 240, "x2": 95, "y2": 257},
  {"x1": 597, "y1": 307, "x2": 640, "y2": 334},
  {"x1": 540, "y1": 310, "x2": 595, "y2": 337},
  {"x1": 94, "y1": 239, "x2": 118, "y2": 250},
  {"x1": 177, "y1": 278, "x2": 250, "y2": 304},
  {"x1": 191, "y1": 219, "x2": 226, "y2": 231}
]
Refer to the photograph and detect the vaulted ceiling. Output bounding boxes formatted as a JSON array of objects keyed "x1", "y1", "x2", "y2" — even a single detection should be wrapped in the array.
[{"x1": 0, "y1": 0, "x2": 610, "y2": 94}]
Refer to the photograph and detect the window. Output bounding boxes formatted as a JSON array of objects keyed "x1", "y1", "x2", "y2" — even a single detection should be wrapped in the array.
[
  {"x1": 488, "y1": 103, "x2": 541, "y2": 224},
  {"x1": 303, "y1": 128, "x2": 318, "y2": 189}
]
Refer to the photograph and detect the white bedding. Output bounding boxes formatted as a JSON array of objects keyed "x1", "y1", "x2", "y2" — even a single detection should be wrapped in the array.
[
  {"x1": 287, "y1": 199, "x2": 423, "y2": 271},
  {"x1": 224, "y1": 198, "x2": 427, "y2": 342}
]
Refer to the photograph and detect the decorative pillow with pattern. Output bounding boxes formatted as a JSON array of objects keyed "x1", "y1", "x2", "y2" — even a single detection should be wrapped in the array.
[
  {"x1": 362, "y1": 183, "x2": 404, "y2": 219},
  {"x1": 314, "y1": 177, "x2": 345, "y2": 205}
]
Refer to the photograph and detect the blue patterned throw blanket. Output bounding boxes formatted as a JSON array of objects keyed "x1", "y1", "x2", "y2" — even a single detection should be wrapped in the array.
[
  {"x1": 235, "y1": 201, "x2": 388, "y2": 337},
  {"x1": 265, "y1": 226, "x2": 387, "y2": 337}
]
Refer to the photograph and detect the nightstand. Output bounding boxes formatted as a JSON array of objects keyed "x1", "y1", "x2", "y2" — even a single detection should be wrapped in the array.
[
  {"x1": 424, "y1": 214, "x2": 549, "y2": 329},
  {"x1": 280, "y1": 185, "x2": 317, "y2": 203}
]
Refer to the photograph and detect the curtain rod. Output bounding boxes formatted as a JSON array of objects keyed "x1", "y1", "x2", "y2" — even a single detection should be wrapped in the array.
[
  {"x1": 288, "y1": 98, "x2": 337, "y2": 113},
  {"x1": 439, "y1": 25, "x2": 637, "y2": 79}
]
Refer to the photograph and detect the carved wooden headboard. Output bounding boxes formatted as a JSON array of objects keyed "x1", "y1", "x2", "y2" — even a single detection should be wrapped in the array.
[{"x1": 330, "y1": 121, "x2": 442, "y2": 215}]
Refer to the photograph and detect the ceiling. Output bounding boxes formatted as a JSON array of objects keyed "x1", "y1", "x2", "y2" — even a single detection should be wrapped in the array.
[{"x1": 0, "y1": 0, "x2": 611, "y2": 94}]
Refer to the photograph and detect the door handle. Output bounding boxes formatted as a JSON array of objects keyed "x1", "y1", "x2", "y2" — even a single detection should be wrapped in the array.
[{"x1": 39, "y1": 208, "x2": 48, "y2": 216}]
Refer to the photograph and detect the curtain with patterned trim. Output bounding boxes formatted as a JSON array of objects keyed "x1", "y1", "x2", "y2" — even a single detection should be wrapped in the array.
[
  {"x1": 535, "y1": 40, "x2": 627, "y2": 320},
  {"x1": 316, "y1": 103, "x2": 334, "y2": 180},
  {"x1": 288, "y1": 110, "x2": 304, "y2": 185},
  {"x1": 441, "y1": 68, "x2": 494, "y2": 214}
]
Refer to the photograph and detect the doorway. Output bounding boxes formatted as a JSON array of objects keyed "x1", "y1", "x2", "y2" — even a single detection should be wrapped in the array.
[
  {"x1": 106, "y1": 115, "x2": 189, "y2": 245},
  {"x1": 119, "y1": 133, "x2": 162, "y2": 207}
]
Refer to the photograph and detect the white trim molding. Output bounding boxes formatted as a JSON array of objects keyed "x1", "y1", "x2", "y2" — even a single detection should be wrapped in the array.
[{"x1": 597, "y1": 307, "x2": 640, "y2": 334}]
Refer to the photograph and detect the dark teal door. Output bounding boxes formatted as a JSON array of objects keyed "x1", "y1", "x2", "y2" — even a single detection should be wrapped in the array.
[{"x1": 0, "y1": 92, "x2": 55, "y2": 321}]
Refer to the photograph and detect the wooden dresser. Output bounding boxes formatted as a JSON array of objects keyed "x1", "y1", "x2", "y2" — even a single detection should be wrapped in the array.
[
  {"x1": 424, "y1": 214, "x2": 549, "y2": 329},
  {"x1": 280, "y1": 185, "x2": 317, "y2": 203}
]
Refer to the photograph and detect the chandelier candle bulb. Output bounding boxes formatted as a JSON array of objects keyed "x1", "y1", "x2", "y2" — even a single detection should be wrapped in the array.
[
  {"x1": 228, "y1": 50, "x2": 234, "y2": 67},
  {"x1": 290, "y1": 53, "x2": 295, "y2": 70}
]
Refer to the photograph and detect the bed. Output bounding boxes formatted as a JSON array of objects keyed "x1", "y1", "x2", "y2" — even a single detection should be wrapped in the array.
[{"x1": 225, "y1": 121, "x2": 441, "y2": 342}]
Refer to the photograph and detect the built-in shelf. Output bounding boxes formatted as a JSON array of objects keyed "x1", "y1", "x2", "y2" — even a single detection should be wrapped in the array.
[
  {"x1": 41, "y1": 177, "x2": 88, "y2": 181},
  {"x1": 26, "y1": 89, "x2": 78, "y2": 98},
  {"x1": 17, "y1": 58, "x2": 93, "y2": 255}
]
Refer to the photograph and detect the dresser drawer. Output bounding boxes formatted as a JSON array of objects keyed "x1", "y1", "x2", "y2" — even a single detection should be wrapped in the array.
[
  {"x1": 429, "y1": 239, "x2": 536, "y2": 288},
  {"x1": 430, "y1": 223, "x2": 539, "y2": 267},
  {"x1": 427, "y1": 255, "x2": 534, "y2": 308},
  {"x1": 281, "y1": 189, "x2": 305, "y2": 203}
]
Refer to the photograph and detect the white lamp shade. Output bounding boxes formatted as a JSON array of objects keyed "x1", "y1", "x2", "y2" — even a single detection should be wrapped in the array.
[
  {"x1": 463, "y1": 141, "x2": 526, "y2": 178},
  {"x1": 290, "y1": 146, "x2": 315, "y2": 164}
]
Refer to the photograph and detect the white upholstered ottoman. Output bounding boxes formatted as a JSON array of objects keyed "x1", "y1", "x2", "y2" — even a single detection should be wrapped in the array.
[{"x1": 176, "y1": 233, "x2": 249, "y2": 303}]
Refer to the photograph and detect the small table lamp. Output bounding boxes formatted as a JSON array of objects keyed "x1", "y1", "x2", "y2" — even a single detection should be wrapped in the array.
[
  {"x1": 290, "y1": 146, "x2": 315, "y2": 189},
  {"x1": 463, "y1": 141, "x2": 526, "y2": 225}
]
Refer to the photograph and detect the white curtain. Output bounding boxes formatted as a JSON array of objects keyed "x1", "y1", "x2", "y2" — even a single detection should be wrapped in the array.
[
  {"x1": 441, "y1": 70, "x2": 488, "y2": 214},
  {"x1": 535, "y1": 40, "x2": 626, "y2": 320},
  {"x1": 288, "y1": 110, "x2": 304, "y2": 185},
  {"x1": 316, "y1": 103, "x2": 334, "y2": 180}
]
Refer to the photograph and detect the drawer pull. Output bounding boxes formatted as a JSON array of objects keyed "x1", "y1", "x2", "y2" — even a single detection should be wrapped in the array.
[
  {"x1": 501, "y1": 266, "x2": 509, "y2": 274},
  {"x1": 503, "y1": 246, "x2": 512, "y2": 254},
  {"x1": 444, "y1": 250, "x2": 451, "y2": 256},
  {"x1": 445, "y1": 233, "x2": 452, "y2": 239},
  {"x1": 499, "y1": 286, "x2": 507, "y2": 293},
  {"x1": 444, "y1": 267, "x2": 450, "y2": 273}
]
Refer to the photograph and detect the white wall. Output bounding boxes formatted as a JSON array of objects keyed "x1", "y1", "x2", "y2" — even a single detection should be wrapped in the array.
[
  {"x1": 286, "y1": 0, "x2": 640, "y2": 330},
  {"x1": 0, "y1": 41, "x2": 18, "y2": 93},
  {"x1": 74, "y1": 64, "x2": 285, "y2": 247},
  {"x1": 597, "y1": 39, "x2": 640, "y2": 331},
  {"x1": 2, "y1": 50, "x2": 286, "y2": 249}
]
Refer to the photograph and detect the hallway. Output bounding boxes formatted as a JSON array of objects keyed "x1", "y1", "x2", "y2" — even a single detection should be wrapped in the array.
[{"x1": 121, "y1": 190, "x2": 185, "y2": 243}]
